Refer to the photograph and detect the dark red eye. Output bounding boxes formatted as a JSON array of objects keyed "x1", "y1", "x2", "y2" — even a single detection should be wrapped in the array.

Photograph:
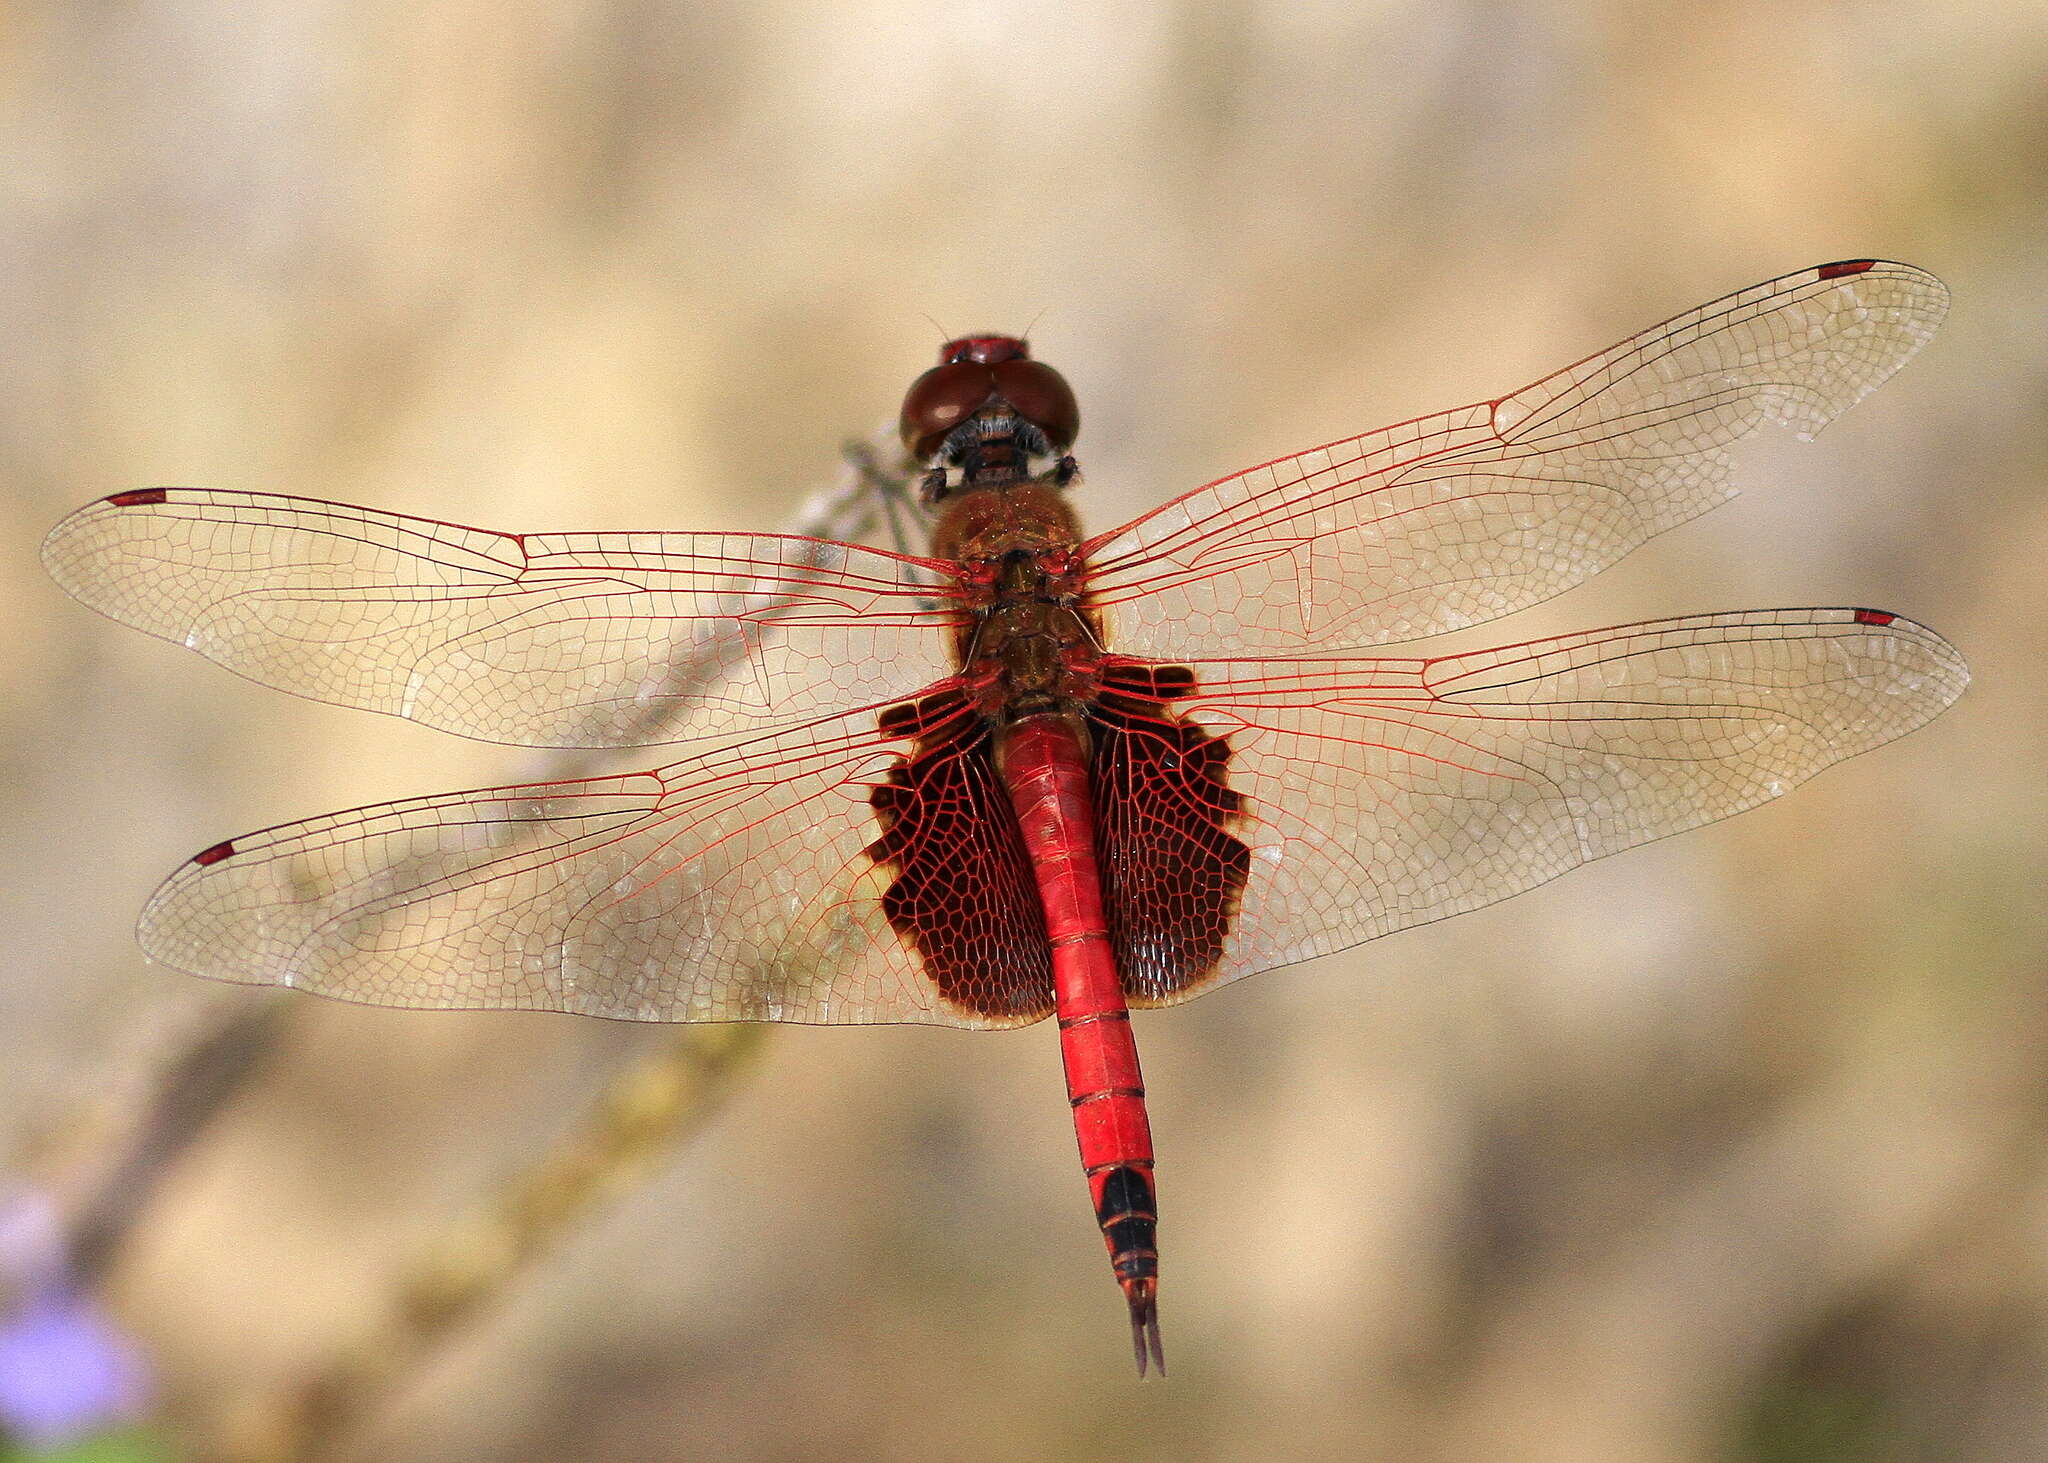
[
  {"x1": 898, "y1": 341, "x2": 1081, "y2": 460},
  {"x1": 899, "y1": 361, "x2": 1000, "y2": 459},
  {"x1": 940, "y1": 335, "x2": 1030, "y2": 366},
  {"x1": 991, "y1": 359, "x2": 1079, "y2": 453}
]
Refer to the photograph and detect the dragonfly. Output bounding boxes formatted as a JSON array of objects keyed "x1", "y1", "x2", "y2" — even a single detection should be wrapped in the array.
[{"x1": 43, "y1": 260, "x2": 1967, "y2": 1375}]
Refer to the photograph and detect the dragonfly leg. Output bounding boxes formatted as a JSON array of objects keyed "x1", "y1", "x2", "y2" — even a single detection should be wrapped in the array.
[{"x1": 839, "y1": 438, "x2": 930, "y2": 557}]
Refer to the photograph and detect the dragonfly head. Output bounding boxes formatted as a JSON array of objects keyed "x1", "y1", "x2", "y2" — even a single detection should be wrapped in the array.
[{"x1": 899, "y1": 335, "x2": 1080, "y2": 464}]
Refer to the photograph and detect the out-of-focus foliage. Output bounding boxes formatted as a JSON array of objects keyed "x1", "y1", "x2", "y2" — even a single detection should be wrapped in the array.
[{"x1": 2, "y1": 2, "x2": 2042, "y2": 1460}]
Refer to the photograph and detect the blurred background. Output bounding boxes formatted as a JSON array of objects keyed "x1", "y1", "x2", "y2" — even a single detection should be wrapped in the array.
[{"x1": 2, "y1": 2, "x2": 2042, "y2": 1460}]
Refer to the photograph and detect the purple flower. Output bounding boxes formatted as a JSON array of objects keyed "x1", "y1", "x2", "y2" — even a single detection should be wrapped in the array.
[
  {"x1": 0, "y1": 1189, "x2": 149, "y2": 1450},
  {"x1": 0, "y1": 1289, "x2": 148, "y2": 1450}
]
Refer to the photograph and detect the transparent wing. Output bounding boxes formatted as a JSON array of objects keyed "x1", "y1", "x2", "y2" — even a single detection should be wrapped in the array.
[
  {"x1": 1086, "y1": 261, "x2": 1948, "y2": 656},
  {"x1": 42, "y1": 488, "x2": 963, "y2": 747},
  {"x1": 136, "y1": 691, "x2": 1050, "y2": 1029},
  {"x1": 130, "y1": 610, "x2": 1966, "y2": 1023},
  {"x1": 1126, "y1": 608, "x2": 1967, "y2": 1004}
]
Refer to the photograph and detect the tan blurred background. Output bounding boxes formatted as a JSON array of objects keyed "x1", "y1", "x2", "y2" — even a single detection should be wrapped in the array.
[{"x1": 3, "y1": 2, "x2": 2044, "y2": 1460}]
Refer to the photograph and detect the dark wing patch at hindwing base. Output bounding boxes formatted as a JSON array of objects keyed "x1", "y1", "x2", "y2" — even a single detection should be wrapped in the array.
[
  {"x1": 867, "y1": 694, "x2": 1055, "y2": 1021},
  {"x1": 1090, "y1": 663, "x2": 1251, "y2": 1005}
]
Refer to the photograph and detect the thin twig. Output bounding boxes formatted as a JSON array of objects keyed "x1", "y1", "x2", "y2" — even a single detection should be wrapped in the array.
[
  {"x1": 29, "y1": 433, "x2": 905, "y2": 1459},
  {"x1": 217, "y1": 1024, "x2": 768, "y2": 1463},
  {"x1": 66, "y1": 999, "x2": 292, "y2": 1290},
  {"x1": 208, "y1": 439, "x2": 901, "y2": 1459}
]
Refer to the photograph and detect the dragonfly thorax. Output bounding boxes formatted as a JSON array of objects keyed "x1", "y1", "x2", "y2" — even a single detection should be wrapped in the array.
[
  {"x1": 963, "y1": 589, "x2": 1102, "y2": 724},
  {"x1": 932, "y1": 487, "x2": 1103, "y2": 724}
]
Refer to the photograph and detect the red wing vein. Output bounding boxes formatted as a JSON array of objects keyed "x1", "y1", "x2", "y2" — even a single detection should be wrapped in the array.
[
  {"x1": 42, "y1": 488, "x2": 963, "y2": 749},
  {"x1": 1111, "y1": 608, "x2": 1966, "y2": 1009},
  {"x1": 1087, "y1": 262, "x2": 1947, "y2": 657},
  {"x1": 134, "y1": 690, "x2": 1038, "y2": 1029}
]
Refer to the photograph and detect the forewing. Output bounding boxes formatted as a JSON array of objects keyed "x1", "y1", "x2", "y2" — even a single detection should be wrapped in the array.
[
  {"x1": 1119, "y1": 609, "x2": 1967, "y2": 1004},
  {"x1": 42, "y1": 488, "x2": 961, "y2": 747},
  {"x1": 1087, "y1": 261, "x2": 1948, "y2": 656},
  {"x1": 136, "y1": 694, "x2": 1049, "y2": 1028}
]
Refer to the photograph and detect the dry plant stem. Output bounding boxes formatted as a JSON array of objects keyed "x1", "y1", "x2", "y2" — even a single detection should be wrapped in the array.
[
  {"x1": 46, "y1": 449, "x2": 892, "y2": 1279},
  {"x1": 209, "y1": 452, "x2": 896, "y2": 1461},
  {"x1": 28, "y1": 444, "x2": 899, "y2": 1459},
  {"x1": 65, "y1": 998, "x2": 292, "y2": 1288},
  {"x1": 14, "y1": 989, "x2": 293, "y2": 1304},
  {"x1": 223, "y1": 1024, "x2": 768, "y2": 1463}
]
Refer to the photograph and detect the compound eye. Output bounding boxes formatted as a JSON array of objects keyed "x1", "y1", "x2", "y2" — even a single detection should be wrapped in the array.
[
  {"x1": 899, "y1": 361, "x2": 997, "y2": 459},
  {"x1": 940, "y1": 335, "x2": 1030, "y2": 366},
  {"x1": 991, "y1": 359, "x2": 1079, "y2": 452}
]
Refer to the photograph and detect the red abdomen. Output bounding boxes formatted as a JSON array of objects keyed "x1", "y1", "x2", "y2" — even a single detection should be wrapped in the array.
[{"x1": 998, "y1": 711, "x2": 1164, "y2": 1375}]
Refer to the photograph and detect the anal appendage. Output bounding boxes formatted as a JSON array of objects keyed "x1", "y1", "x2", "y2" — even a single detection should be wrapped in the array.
[{"x1": 1125, "y1": 1276, "x2": 1165, "y2": 1378}]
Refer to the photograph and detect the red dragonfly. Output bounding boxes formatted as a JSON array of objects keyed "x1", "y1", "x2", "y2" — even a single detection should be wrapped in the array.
[{"x1": 44, "y1": 260, "x2": 1966, "y2": 1374}]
